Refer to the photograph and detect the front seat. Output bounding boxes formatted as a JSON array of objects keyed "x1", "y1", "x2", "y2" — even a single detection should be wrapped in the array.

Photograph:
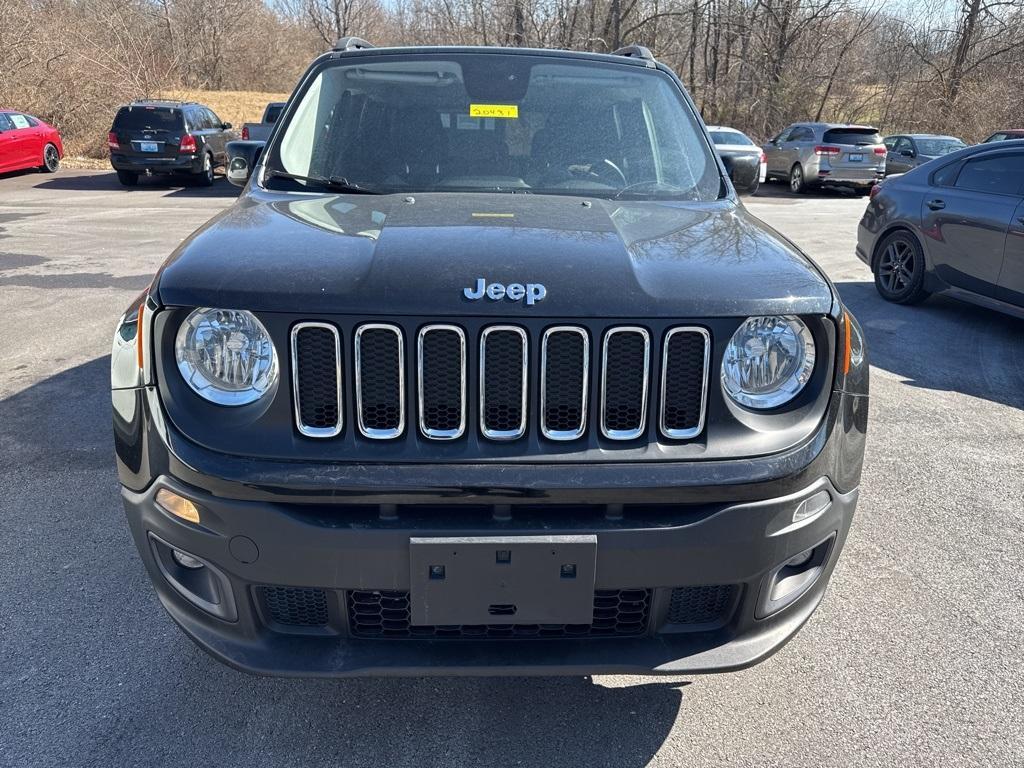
[{"x1": 386, "y1": 109, "x2": 448, "y2": 187}]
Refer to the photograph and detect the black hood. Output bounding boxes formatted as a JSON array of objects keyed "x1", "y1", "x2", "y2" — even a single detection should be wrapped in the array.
[{"x1": 156, "y1": 190, "x2": 834, "y2": 317}]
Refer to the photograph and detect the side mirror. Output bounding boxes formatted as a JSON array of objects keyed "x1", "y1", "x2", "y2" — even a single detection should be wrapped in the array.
[
  {"x1": 222, "y1": 122, "x2": 232, "y2": 130},
  {"x1": 226, "y1": 140, "x2": 265, "y2": 187},
  {"x1": 900, "y1": 148, "x2": 915, "y2": 157}
]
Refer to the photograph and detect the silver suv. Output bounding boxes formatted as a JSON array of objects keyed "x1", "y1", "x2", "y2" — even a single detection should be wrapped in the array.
[{"x1": 763, "y1": 123, "x2": 885, "y2": 194}]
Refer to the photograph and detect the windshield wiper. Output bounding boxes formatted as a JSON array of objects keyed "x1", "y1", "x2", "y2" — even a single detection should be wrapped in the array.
[{"x1": 266, "y1": 169, "x2": 380, "y2": 194}]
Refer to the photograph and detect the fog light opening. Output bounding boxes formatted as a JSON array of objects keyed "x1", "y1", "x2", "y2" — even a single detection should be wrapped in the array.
[
  {"x1": 172, "y1": 549, "x2": 205, "y2": 570},
  {"x1": 784, "y1": 548, "x2": 814, "y2": 568},
  {"x1": 156, "y1": 488, "x2": 201, "y2": 524}
]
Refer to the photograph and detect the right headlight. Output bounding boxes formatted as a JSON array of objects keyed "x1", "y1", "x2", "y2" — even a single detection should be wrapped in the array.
[
  {"x1": 175, "y1": 308, "x2": 278, "y2": 406},
  {"x1": 721, "y1": 315, "x2": 816, "y2": 409}
]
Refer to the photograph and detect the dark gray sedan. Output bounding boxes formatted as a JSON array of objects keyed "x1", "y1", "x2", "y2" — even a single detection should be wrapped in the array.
[
  {"x1": 857, "y1": 140, "x2": 1024, "y2": 317},
  {"x1": 883, "y1": 134, "x2": 966, "y2": 175}
]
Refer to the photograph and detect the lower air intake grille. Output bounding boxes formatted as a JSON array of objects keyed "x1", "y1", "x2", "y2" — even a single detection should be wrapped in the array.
[
  {"x1": 347, "y1": 588, "x2": 651, "y2": 639},
  {"x1": 259, "y1": 586, "x2": 330, "y2": 627},
  {"x1": 666, "y1": 584, "x2": 738, "y2": 628}
]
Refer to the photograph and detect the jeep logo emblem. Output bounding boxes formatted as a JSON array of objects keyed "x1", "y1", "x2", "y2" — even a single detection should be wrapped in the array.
[{"x1": 463, "y1": 278, "x2": 547, "y2": 306}]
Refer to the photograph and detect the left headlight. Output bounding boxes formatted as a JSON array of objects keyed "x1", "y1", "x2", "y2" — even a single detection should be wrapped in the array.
[
  {"x1": 721, "y1": 315, "x2": 816, "y2": 409},
  {"x1": 175, "y1": 308, "x2": 278, "y2": 406}
]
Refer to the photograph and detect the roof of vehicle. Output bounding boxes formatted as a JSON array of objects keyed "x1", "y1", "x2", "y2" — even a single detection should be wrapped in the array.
[
  {"x1": 790, "y1": 122, "x2": 879, "y2": 130},
  {"x1": 886, "y1": 133, "x2": 963, "y2": 140},
  {"x1": 121, "y1": 100, "x2": 199, "y2": 109},
  {"x1": 323, "y1": 42, "x2": 663, "y2": 69},
  {"x1": 705, "y1": 125, "x2": 748, "y2": 133},
  {"x1": 987, "y1": 129, "x2": 1024, "y2": 134}
]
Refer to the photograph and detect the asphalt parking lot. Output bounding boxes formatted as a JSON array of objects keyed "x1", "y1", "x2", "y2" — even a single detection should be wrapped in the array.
[{"x1": 1, "y1": 169, "x2": 1022, "y2": 767}]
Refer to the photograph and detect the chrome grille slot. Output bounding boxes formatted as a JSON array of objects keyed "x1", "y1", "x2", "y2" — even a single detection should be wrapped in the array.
[
  {"x1": 541, "y1": 327, "x2": 589, "y2": 440},
  {"x1": 417, "y1": 324, "x2": 466, "y2": 439},
  {"x1": 660, "y1": 327, "x2": 711, "y2": 439},
  {"x1": 354, "y1": 323, "x2": 404, "y2": 439},
  {"x1": 601, "y1": 327, "x2": 650, "y2": 440},
  {"x1": 480, "y1": 326, "x2": 528, "y2": 440},
  {"x1": 291, "y1": 322, "x2": 342, "y2": 438}
]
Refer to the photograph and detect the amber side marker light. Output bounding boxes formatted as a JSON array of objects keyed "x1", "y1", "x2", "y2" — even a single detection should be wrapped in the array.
[
  {"x1": 136, "y1": 300, "x2": 146, "y2": 370},
  {"x1": 842, "y1": 311, "x2": 853, "y2": 375},
  {"x1": 156, "y1": 489, "x2": 201, "y2": 524}
]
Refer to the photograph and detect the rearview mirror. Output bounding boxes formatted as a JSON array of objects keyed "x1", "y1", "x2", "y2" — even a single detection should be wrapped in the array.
[{"x1": 226, "y1": 140, "x2": 265, "y2": 187}]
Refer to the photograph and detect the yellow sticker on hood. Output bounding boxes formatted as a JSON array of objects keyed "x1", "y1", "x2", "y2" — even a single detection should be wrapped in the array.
[{"x1": 469, "y1": 104, "x2": 519, "y2": 119}]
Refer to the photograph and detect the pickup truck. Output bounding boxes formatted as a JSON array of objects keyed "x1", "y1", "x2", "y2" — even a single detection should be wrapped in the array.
[{"x1": 240, "y1": 101, "x2": 286, "y2": 142}]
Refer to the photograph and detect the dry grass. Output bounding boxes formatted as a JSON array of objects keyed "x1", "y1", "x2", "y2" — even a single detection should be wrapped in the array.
[{"x1": 161, "y1": 89, "x2": 291, "y2": 129}]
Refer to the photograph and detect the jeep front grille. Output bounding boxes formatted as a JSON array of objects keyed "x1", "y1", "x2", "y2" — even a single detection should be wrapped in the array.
[
  {"x1": 480, "y1": 326, "x2": 528, "y2": 439},
  {"x1": 291, "y1": 323, "x2": 343, "y2": 437},
  {"x1": 417, "y1": 325, "x2": 466, "y2": 439},
  {"x1": 354, "y1": 323, "x2": 405, "y2": 438},
  {"x1": 291, "y1": 321, "x2": 709, "y2": 444}
]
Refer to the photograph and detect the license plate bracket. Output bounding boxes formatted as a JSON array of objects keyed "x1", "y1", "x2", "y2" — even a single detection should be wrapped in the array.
[{"x1": 409, "y1": 536, "x2": 597, "y2": 626}]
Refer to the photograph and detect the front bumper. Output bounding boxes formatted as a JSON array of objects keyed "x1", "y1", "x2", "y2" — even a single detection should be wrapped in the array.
[
  {"x1": 117, "y1": 384, "x2": 867, "y2": 677},
  {"x1": 124, "y1": 474, "x2": 856, "y2": 677}
]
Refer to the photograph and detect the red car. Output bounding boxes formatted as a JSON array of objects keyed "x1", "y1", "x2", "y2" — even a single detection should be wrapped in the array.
[{"x1": 0, "y1": 109, "x2": 63, "y2": 174}]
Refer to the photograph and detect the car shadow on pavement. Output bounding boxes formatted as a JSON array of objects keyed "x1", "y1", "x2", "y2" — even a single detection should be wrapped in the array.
[
  {"x1": 1, "y1": 356, "x2": 689, "y2": 767},
  {"x1": 835, "y1": 280, "x2": 1024, "y2": 410},
  {"x1": 33, "y1": 170, "x2": 241, "y2": 199}
]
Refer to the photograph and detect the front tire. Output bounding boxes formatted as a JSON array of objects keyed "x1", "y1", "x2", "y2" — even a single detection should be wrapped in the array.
[
  {"x1": 789, "y1": 164, "x2": 806, "y2": 194},
  {"x1": 40, "y1": 143, "x2": 60, "y2": 173},
  {"x1": 873, "y1": 230, "x2": 929, "y2": 304},
  {"x1": 116, "y1": 170, "x2": 138, "y2": 186},
  {"x1": 196, "y1": 152, "x2": 215, "y2": 186}
]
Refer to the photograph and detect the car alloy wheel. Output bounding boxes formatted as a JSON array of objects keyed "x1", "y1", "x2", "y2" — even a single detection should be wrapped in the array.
[
  {"x1": 878, "y1": 239, "x2": 916, "y2": 294},
  {"x1": 789, "y1": 165, "x2": 804, "y2": 193},
  {"x1": 874, "y1": 232, "x2": 929, "y2": 304},
  {"x1": 42, "y1": 144, "x2": 60, "y2": 173}
]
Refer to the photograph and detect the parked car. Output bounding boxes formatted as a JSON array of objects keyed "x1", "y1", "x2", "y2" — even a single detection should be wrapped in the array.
[
  {"x1": 107, "y1": 100, "x2": 235, "y2": 186},
  {"x1": 763, "y1": 122, "x2": 885, "y2": 194},
  {"x1": 0, "y1": 110, "x2": 62, "y2": 175},
  {"x1": 112, "y1": 39, "x2": 869, "y2": 678},
  {"x1": 981, "y1": 129, "x2": 1024, "y2": 143},
  {"x1": 857, "y1": 139, "x2": 1024, "y2": 317},
  {"x1": 707, "y1": 125, "x2": 765, "y2": 195},
  {"x1": 241, "y1": 101, "x2": 286, "y2": 142},
  {"x1": 883, "y1": 134, "x2": 966, "y2": 175}
]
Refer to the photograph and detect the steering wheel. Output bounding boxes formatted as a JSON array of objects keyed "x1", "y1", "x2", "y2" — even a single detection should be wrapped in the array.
[{"x1": 568, "y1": 157, "x2": 628, "y2": 187}]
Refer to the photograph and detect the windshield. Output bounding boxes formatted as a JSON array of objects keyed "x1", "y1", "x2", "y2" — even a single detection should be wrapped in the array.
[
  {"x1": 269, "y1": 53, "x2": 720, "y2": 200},
  {"x1": 113, "y1": 107, "x2": 184, "y2": 132},
  {"x1": 709, "y1": 130, "x2": 753, "y2": 146},
  {"x1": 822, "y1": 128, "x2": 881, "y2": 146},
  {"x1": 916, "y1": 138, "x2": 966, "y2": 156}
]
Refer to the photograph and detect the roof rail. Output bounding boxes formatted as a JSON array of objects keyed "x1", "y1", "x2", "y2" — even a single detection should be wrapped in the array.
[
  {"x1": 611, "y1": 44, "x2": 655, "y2": 62},
  {"x1": 333, "y1": 36, "x2": 375, "y2": 52}
]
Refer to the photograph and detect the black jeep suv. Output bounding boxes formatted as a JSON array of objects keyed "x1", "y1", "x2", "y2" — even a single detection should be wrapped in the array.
[
  {"x1": 111, "y1": 40, "x2": 869, "y2": 677},
  {"x1": 108, "y1": 100, "x2": 234, "y2": 186}
]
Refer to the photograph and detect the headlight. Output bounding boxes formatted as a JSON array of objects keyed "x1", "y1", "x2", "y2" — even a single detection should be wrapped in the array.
[
  {"x1": 175, "y1": 308, "x2": 278, "y2": 405},
  {"x1": 721, "y1": 316, "x2": 816, "y2": 409}
]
